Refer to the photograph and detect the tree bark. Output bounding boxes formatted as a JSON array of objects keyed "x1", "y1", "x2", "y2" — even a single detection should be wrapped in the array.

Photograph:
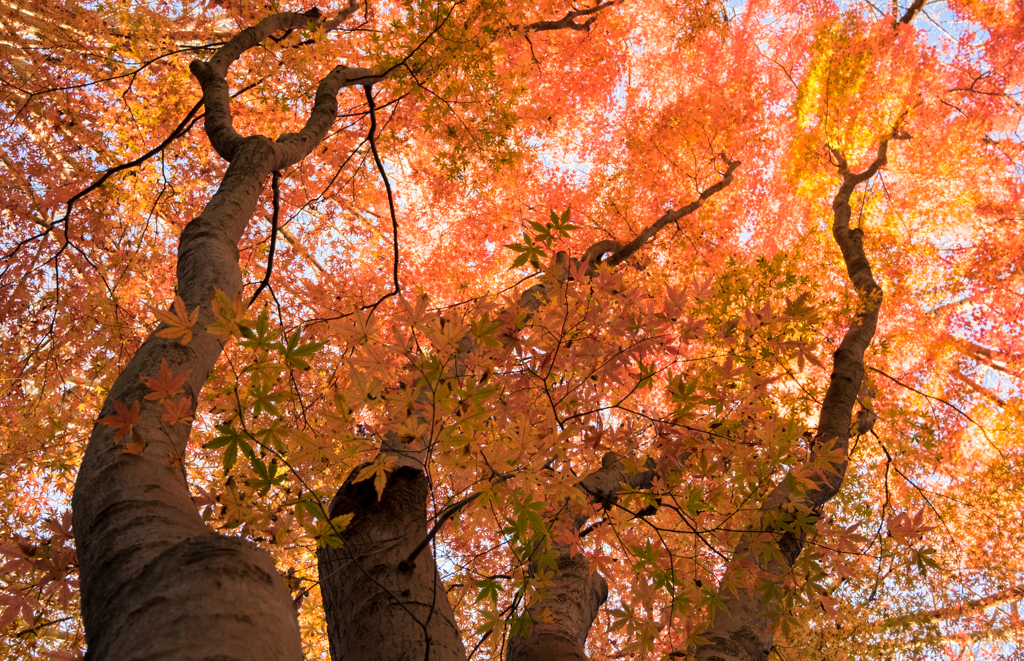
[
  {"x1": 691, "y1": 136, "x2": 900, "y2": 661},
  {"x1": 318, "y1": 466, "x2": 468, "y2": 661},
  {"x1": 71, "y1": 9, "x2": 369, "y2": 659},
  {"x1": 506, "y1": 453, "x2": 657, "y2": 661}
]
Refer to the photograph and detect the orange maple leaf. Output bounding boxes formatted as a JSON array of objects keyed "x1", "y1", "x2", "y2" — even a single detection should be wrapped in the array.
[
  {"x1": 149, "y1": 295, "x2": 200, "y2": 345},
  {"x1": 97, "y1": 399, "x2": 141, "y2": 442},
  {"x1": 120, "y1": 429, "x2": 147, "y2": 454},
  {"x1": 160, "y1": 397, "x2": 194, "y2": 426},
  {"x1": 141, "y1": 359, "x2": 191, "y2": 402}
]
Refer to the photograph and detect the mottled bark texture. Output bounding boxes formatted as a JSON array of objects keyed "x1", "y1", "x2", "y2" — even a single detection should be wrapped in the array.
[
  {"x1": 507, "y1": 556, "x2": 610, "y2": 661},
  {"x1": 692, "y1": 135, "x2": 902, "y2": 661},
  {"x1": 507, "y1": 453, "x2": 658, "y2": 661},
  {"x1": 318, "y1": 467, "x2": 468, "y2": 661},
  {"x1": 72, "y1": 8, "x2": 369, "y2": 659}
]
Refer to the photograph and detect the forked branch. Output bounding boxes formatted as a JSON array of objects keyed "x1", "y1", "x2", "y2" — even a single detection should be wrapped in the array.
[{"x1": 690, "y1": 134, "x2": 905, "y2": 661}]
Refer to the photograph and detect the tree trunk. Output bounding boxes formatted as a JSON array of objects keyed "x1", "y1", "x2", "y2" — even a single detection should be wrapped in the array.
[
  {"x1": 506, "y1": 554, "x2": 609, "y2": 661},
  {"x1": 72, "y1": 136, "x2": 304, "y2": 661},
  {"x1": 692, "y1": 137, "x2": 897, "y2": 661},
  {"x1": 71, "y1": 10, "x2": 369, "y2": 659},
  {"x1": 318, "y1": 465, "x2": 468, "y2": 661},
  {"x1": 312, "y1": 161, "x2": 740, "y2": 661},
  {"x1": 506, "y1": 453, "x2": 657, "y2": 661}
]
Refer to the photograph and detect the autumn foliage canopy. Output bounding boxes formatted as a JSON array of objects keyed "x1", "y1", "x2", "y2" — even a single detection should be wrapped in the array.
[{"x1": 1, "y1": 0, "x2": 1023, "y2": 659}]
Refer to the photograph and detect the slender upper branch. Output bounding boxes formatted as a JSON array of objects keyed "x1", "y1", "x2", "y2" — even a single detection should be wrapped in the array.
[
  {"x1": 248, "y1": 170, "x2": 282, "y2": 307},
  {"x1": 362, "y1": 84, "x2": 401, "y2": 303},
  {"x1": 522, "y1": 1, "x2": 618, "y2": 32},
  {"x1": 899, "y1": 0, "x2": 927, "y2": 25},
  {"x1": 604, "y1": 155, "x2": 740, "y2": 268}
]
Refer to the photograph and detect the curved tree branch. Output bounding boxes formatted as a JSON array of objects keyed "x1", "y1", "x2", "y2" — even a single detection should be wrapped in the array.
[
  {"x1": 605, "y1": 154, "x2": 740, "y2": 268},
  {"x1": 521, "y1": 0, "x2": 619, "y2": 32},
  {"x1": 72, "y1": 8, "x2": 380, "y2": 660},
  {"x1": 691, "y1": 134, "x2": 906, "y2": 661}
]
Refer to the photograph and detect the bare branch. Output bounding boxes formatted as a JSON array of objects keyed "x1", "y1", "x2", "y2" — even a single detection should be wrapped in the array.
[
  {"x1": 605, "y1": 154, "x2": 740, "y2": 268},
  {"x1": 521, "y1": 1, "x2": 618, "y2": 33},
  {"x1": 909, "y1": 585, "x2": 1024, "y2": 625},
  {"x1": 248, "y1": 170, "x2": 282, "y2": 308},
  {"x1": 899, "y1": 0, "x2": 927, "y2": 24},
  {"x1": 400, "y1": 473, "x2": 515, "y2": 571},
  {"x1": 322, "y1": 0, "x2": 363, "y2": 31},
  {"x1": 274, "y1": 65, "x2": 385, "y2": 166},
  {"x1": 950, "y1": 369, "x2": 1007, "y2": 407},
  {"x1": 507, "y1": 451, "x2": 659, "y2": 661},
  {"x1": 363, "y1": 85, "x2": 401, "y2": 306},
  {"x1": 955, "y1": 337, "x2": 1019, "y2": 377},
  {"x1": 190, "y1": 12, "x2": 319, "y2": 159},
  {"x1": 3, "y1": 98, "x2": 204, "y2": 261}
]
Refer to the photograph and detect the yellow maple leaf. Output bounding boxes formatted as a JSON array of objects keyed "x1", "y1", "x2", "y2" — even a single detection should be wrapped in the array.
[
  {"x1": 304, "y1": 512, "x2": 355, "y2": 548},
  {"x1": 206, "y1": 286, "x2": 246, "y2": 344},
  {"x1": 288, "y1": 429, "x2": 342, "y2": 466},
  {"x1": 149, "y1": 295, "x2": 200, "y2": 345},
  {"x1": 354, "y1": 454, "x2": 399, "y2": 500}
]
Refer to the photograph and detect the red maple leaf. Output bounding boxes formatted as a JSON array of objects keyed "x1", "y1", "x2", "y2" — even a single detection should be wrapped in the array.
[
  {"x1": 141, "y1": 359, "x2": 191, "y2": 402},
  {"x1": 96, "y1": 400, "x2": 141, "y2": 442}
]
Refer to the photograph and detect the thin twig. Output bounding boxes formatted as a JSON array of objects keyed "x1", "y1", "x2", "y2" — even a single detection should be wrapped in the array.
[
  {"x1": 363, "y1": 84, "x2": 401, "y2": 309},
  {"x1": 249, "y1": 171, "x2": 282, "y2": 308},
  {"x1": 400, "y1": 474, "x2": 514, "y2": 571},
  {"x1": 868, "y1": 365, "x2": 1006, "y2": 458}
]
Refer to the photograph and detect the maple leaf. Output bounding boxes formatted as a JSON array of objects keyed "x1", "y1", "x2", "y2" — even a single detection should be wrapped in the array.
[
  {"x1": 332, "y1": 308, "x2": 377, "y2": 344},
  {"x1": 120, "y1": 429, "x2": 147, "y2": 454},
  {"x1": 141, "y1": 359, "x2": 191, "y2": 402},
  {"x1": 0, "y1": 590, "x2": 37, "y2": 633},
  {"x1": 354, "y1": 454, "x2": 400, "y2": 500},
  {"x1": 96, "y1": 399, "x2": 141, "y2": 442},
  {"x1": 886, "y1": 507, "x2": 937, "y2": 545},
  {"x1": 149, "y1": 295, "x2": 200, "y2": 345},
  {"x1": 206, "y1": 286, "x2": 246, "y2": 343},
  {"x1": 286, "y1": 428, "x2": 344, "y2": 466},
  {"x1": 160, "y1": 397, "x2": 194, "y2": 425},
  {"x1": 303, "y1": 512, "x2": 355, "y2": 548},
  {"x1": 18, "y1": 3, "x2": 1024, "y2": 658}
]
